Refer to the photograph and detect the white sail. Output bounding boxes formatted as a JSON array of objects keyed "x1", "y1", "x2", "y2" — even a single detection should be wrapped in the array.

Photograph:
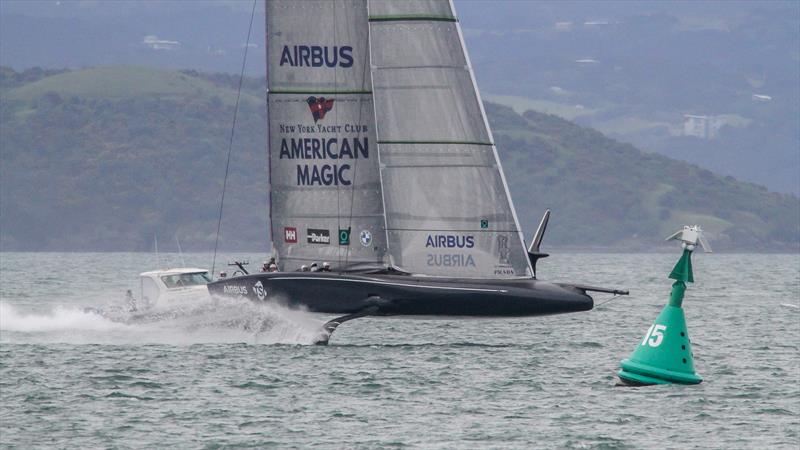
[
  {"x1": 267, "y1": 0, "x2": 387, "y2": 270},
  {"x1": 367, "y1": 0, "x2": 533, "y2": 278}
]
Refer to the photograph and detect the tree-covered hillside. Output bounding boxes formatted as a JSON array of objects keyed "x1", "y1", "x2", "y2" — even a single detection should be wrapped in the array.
[
  {"x1": 1, "y1": 66, "x2": 268, "y2": 251},
  {"x1": 488, "y1": 104, "x2": 798, "y2": 249},
  {"x1": 1, "y1": 66, "x2": 797, "y2": 251}
]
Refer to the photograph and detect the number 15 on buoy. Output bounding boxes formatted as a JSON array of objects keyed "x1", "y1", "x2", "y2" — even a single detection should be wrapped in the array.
[{"x1": 641, "y1": 324, "x2": 667, "y2": 347}]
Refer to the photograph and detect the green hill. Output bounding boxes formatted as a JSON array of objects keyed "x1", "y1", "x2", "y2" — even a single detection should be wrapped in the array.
[
  {"x1": 488, "y1": 105, "x2": 798, "y2": 249},
  {"x1": 5, "y1": 66, "x2": 262, "y2": 105},
  {"x1": 1, "y1": 66, "x2": 797, "y2": 251}
]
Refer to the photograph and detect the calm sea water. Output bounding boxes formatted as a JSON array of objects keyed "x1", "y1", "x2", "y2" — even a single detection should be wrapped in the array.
[{"x1": 1, "y1": 252, "x2": 798, "y2": 449}]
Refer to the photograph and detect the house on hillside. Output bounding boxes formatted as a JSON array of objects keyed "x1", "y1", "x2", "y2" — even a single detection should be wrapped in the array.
[{"x1": 683, "y1": 114, "x2": 723, "y2": 140}]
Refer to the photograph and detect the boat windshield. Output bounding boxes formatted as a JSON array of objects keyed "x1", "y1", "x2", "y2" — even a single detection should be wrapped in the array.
[{"x1": 161, "y1": 272, "x2": 212, "y2": 289}]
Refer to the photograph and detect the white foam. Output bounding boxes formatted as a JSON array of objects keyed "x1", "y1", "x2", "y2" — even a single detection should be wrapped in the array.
[
  {"x1": 0, "y1": 297, "x2": 326, "y2": 345},
  {"x1": 0, "y1": 302, "x2": 128, "y2": 333}
]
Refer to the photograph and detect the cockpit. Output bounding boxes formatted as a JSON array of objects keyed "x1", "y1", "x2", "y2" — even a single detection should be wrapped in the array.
[
  {"x1": 160, "y1": 272, "x2": 212, "y2": 289},
  {"x1": 138, "y1": 268, "x2": 212, "y2": 308}
]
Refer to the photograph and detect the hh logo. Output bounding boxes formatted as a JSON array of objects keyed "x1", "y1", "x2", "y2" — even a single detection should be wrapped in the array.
[
  {"x1": 307, "y1": 96, "x2": 334, "y2": 122},
  {"x1": 284, "y1": 227, "x2": 297, "y2": 243}
]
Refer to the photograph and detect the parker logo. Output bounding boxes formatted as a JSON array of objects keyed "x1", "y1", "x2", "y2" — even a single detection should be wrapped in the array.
[
  {"x1": 284, "y1": 227, "x2": 297, "y2": 243},
  {"x1": 307, "y1": 228, "x2": 331, "y2": 244},
  {"x1": 307, "y1": 96, "x2": 334, "y2": 123}
]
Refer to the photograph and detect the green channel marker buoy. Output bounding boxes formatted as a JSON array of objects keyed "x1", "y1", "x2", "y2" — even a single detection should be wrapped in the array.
[{"x1": 618, "y1": 225, "x2": 711, "y2": 386}]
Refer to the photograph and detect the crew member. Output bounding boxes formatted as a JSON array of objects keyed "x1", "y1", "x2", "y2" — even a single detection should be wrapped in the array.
[{"x1": 125, "y1": 289, "x2": 137, "y2": 312}]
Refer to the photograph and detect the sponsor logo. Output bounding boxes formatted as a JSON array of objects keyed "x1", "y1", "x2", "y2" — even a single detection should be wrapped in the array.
[
  {"x1": 426, "y1": 234, "x2": 475, "y2": 268},
  {"x1": 339, "y1": 228, "x2": 351, "y2": 246},
  {"x1": 480, "y1": 219, "x2": 489, "y2": 229},
  {"x1": 279, "y1": 45, "x2": 353, "y2": 68},
  {"x1": 497, "y1": 235, "x2": 510, "y2": 265},
  {"x1": 277, "y1": 137, "x2": 369, "y2": 160},
  {"x1": 296, "y1": 164, "x2": 351, "y2": 186},
  {"x1": 277, "y1": 137, "x2": 369, "y2": 187},
  {"x1": 427, "y1": 254, "x2": 476, "y2": 268},
  {"x1": 223, "y1": 285, "x2": 248, "y2": 295},
  {"x1": 307, "y1": 96, "x2": 334, "y2": 123},
  {"x1": 278, "y1": 124, "x2": 368, "y2": 134},
  {"x1": 359, "y1": 230, "x2": 372, "y2": 247},
  {"x1": 307, "y1": 228, "x2": 330, "y2": 244},
  {"x1": 425, "y1": 234, "x2": 475, "y2": 248},
  {"x1": 284, "y1": 227, "x2": 297, "y2": 243},
  {"x1": 253, "y1": 280, "x2": 266, "y2": 301},
  {"x1": 493, "y1": 235, "x2": 514, "y2": 275},
  {"x1": 494, "y1": 267, "x2": 516, "y2": 276}
]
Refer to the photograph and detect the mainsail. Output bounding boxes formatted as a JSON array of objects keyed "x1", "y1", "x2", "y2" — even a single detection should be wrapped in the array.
[
  {"x1": 267, "y1": 0, "x2": 387, "y2": 270},
  {"x1": 267, "y1": 0, "x2": 532, "y2": 278}
]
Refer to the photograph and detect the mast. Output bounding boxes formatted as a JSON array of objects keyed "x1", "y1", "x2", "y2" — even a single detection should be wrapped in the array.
[
  {"x1": 365, "y1": 0, "x2": 392, "y2": 268},
  {"x1": 265, "y1": 0, "x2": 274, "y2": 249}
]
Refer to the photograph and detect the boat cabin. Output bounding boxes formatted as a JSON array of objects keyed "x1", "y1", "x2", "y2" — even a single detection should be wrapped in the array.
[{"x1": 138, "y1": 268, "x2": 211, "y2": 307}]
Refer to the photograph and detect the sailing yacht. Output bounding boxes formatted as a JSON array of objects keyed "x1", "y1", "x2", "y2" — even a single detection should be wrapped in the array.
[{"x1": 207, "y1": 0, "x2": 626, "y2": 343}]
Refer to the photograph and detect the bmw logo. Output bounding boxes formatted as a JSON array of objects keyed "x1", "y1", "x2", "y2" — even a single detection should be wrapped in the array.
[{"x1": 359, "y1": 230, "x2": 372, "y2": 247}]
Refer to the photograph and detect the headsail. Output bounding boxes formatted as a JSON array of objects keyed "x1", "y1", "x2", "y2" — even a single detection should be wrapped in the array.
[
  {"x1": 367, "y1": 0, "x2": 533, "y2": 278},
  {"x1": 267, "y1": 0, "x2": 387, "y2": 270}
]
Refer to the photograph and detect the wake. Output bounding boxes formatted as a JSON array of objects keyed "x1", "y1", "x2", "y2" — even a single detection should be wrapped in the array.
[{"x1": 0, "y1": 296, "x2": 325, "y2": 345}]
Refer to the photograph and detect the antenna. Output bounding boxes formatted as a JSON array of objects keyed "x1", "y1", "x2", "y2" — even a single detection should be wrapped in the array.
[
  {"x1": 210, "y1": 0, "x2": 257, "y2": 279},
  {"x1": 176, "y1": 235, "x2": 186, "y2": 267},
  {"x1": 665, "y1": 225, "x2": 712, "y2": 253},
  {"x1": 154, "y1": 233, "x2": 161, "y2": 269}
]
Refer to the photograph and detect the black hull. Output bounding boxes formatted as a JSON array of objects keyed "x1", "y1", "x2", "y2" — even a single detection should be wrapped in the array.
[{"x1": 207, "y1": 272, "x2": 593, "y2": 317}]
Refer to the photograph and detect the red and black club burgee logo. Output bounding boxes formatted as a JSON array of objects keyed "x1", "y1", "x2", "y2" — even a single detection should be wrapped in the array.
[{"x1": 307, "y1": 96, "x2": 334, "y2": 122}]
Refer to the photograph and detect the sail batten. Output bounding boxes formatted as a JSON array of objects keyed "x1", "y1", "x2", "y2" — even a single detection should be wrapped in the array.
[
  {"x1": 374, "y1": 65, "x2": 467, "y2": 70},
  {"x1": 378, "y1": 140, "x2": 493, "y2": 146},
  {"x1": 368, "y1": 15, "x2": 457, "y2": 22},
  {"x1": 270, "y1": 90, "x2": 373, "y2": 95}
]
